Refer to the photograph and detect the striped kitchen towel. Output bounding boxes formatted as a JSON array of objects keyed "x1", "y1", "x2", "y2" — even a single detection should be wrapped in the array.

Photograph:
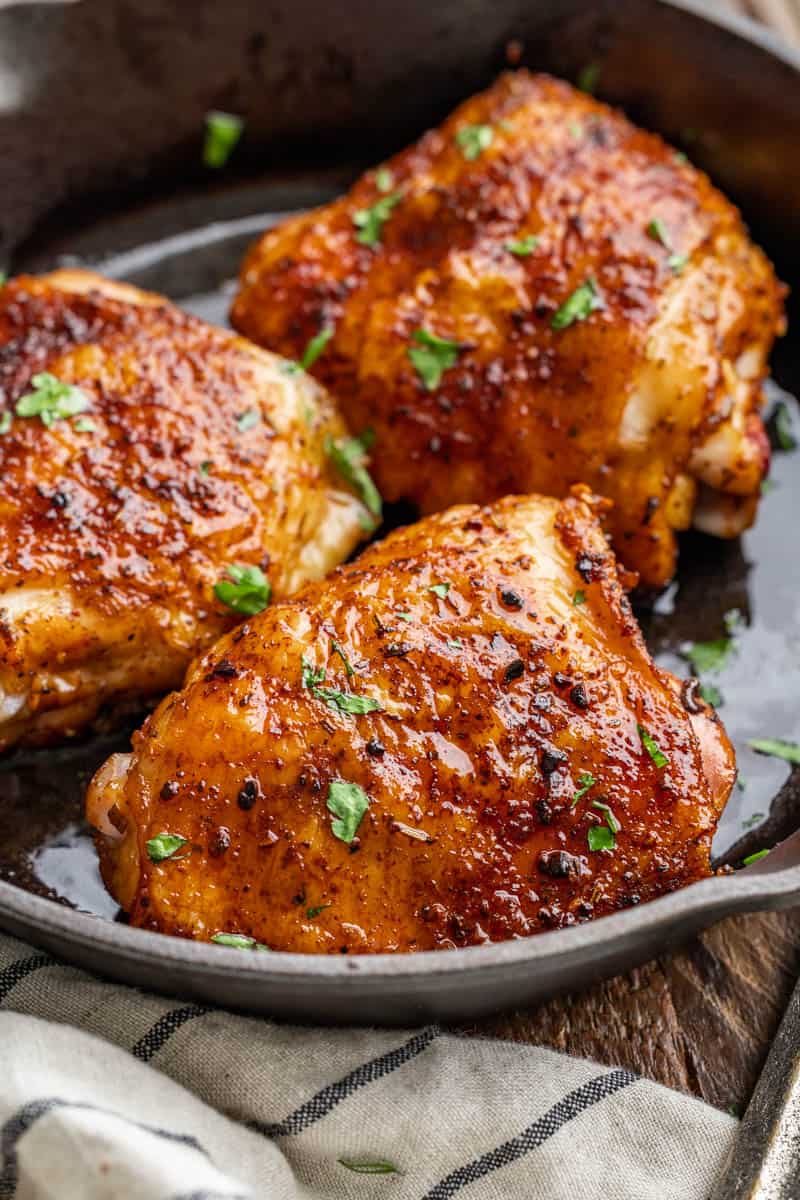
[{"x1": 0, "y1": 930, "x2": 736, "y2": 1199}]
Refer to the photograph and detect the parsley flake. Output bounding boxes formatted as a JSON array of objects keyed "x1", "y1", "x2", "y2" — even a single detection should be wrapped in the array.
[
  {"x1": 283, "y1": 326, "x2": 335, "y2": 376},
  {"x1": 428, "y1": 582, "x2": 450, "y2": 599},
  {"x1": 73, "y1": 417, "x2": 96, "y2": 433},
  {"x1": 748, "y1": 738, "x2": 800, "y2": 765},
  {"x1": 592, "y1": 799, "x2": 621, "y2": 833},
  {"x1": 408, "y1": 328, "x2": 463, "y2": 391},
  {"x1": 395, "y1": 611, "x2": 413, "y2": 622},
  {"x1": 572, "y1": 589, "x2": 586, "y2": 606},
  {"x1": 742, "y1": 849, "x2": 769, "y2": 866},
  {"x1": 699, "y1": 682, "x2": 722, "y2": 707},
  {"x1": 198, "y1": 460, "x2": 213, "y2": 477},
  {"x1": 214, "y1": 563, "x2": 271, "y2": 615},
  {"x1": 211, "y1": 932, "x2": 270, "y2": 950},
  {"x1": 375, "y1": 167, "x2": 394, "y2": 192},
  {"x1": 588, "y1": 825, "x2": 615, "y2": 852},
  {"x1": 16, "y1": 373, "x2": 90, "y2": 427},
  {"x1": 338, "y1": 1159, "x2": 400, "y2": 1175},
  {"x1": 301, "y1": 654, "x2": 380, "y2": 716},
  {"x1": 683, "y1": 609, "x2": 741, "y2": 676},
  {"x1": 331, "y1": 639, "x2": 355, "y2": 677},
  {"x1": 353, "y1": 190, "x2": 403, "y2": 246},
  {"x1": 236, "y1": 408, "x2": 260, "y2": 432},
  {"x1": 571, "y1": 772, "x2": 596, "y2": 807},
  {"x1": 455, "y1": 123, "x2": 494, "y2": 160},
  {"x1": 551, "y1": 278, "x2": 603, "y2": 330},
  {"x1": 646, "y1": 217, "x2": 671, "y2": 247},
  {"x1": 327, "y1": 779, "x2": 370, "y2": 843},
  {"x1": 577, "y1": 62, "x2": 600, "y2": 94},
  {"x1": 774, "y1": 401, "x2": 797, "y2": 451},
  {"x1": 325, "y1": 433, "x2": 382, "y2": 524},
  {"x1": 0, "y1": 412, "x2": 11, "y2": 435},
  {"x1": 306, "y1": 904, "x2": 331, "y2": 919},
  {"x1": 505, "y1": 235, "x2": 539, "y2": 257},
  {"x1": 203, "y1": 111, "x2": 243, "y2": 168},
  {"x1": 667, "y1": 252, "x2": 688, "y2": 274},
  {"x1": 146, "y1": 832, "x2": 190, "y2": 862},
  {"x1": 638, "y1": 724, "x2": 668, "y2": 769}
]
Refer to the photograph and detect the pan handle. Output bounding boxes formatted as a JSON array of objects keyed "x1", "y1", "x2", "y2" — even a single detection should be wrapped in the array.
[{"x1": 709, "y1": 972, "x2": 800, "y2": 1199}]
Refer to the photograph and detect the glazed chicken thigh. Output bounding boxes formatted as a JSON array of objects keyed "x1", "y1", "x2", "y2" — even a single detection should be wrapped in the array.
[
  {"x1": 0, "y1": 270, "x2": 369, "y2": 750},
  {"x1": 88, "y1": 489, "x2": 735, "y2": 952},
  {"x1": 232, "y1": 70, "x2": 785, "y2": 589}
]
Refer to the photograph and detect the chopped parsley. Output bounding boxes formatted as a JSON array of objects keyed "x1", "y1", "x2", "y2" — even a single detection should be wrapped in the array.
[
  {"x1": 283, "y1": 326, "x2": 335, "y2": 376},
  {"x1": 214, "y1": 563, "x2": 271, "y2": 615},
  {"x1": 0, "y1": 271, "x2": 6, "y2": 285},
  {"x1": 395, "y1": 611, "x2": 413, "y2": 622},
  {"x1": 375, "y1": 167, "x2": 394, "y2": 192},
  {"x1": 338, "y1": 1160, "x2": 400, "y2": 1175},
  {"x1": 331, "y1": 639, "x2": 355, "y2": 676},
  {"x1": 0, "y1": 412, "x2": 11, "y2": 435},
  {"x1": 638, "y1": 724, "x2": 668, "y2": 769},
  {"x1": 588, "y1": 824, "x2": 615, "y2": 852},
  {"x1": 699, "y1": 683, "x2": 722, "y2": 708},
  {"x1": 645, "y1": 218, "x2": 687, "y2": 273},
  {"x1": 667, "y1": 253, "x2": 688, "y2": 274},
  {"x1": 306, "y1": 904, "x2": 331, "y2": 919},
  {"x1": 742, "y1": 849, "x2": 769, "y2": 866},
  {"x1": 203, "y1": 111, "x2": 243, "y2": 168},
  {"x1": 325, "y1": 432, "x2": 382, "y2": 525},
  {"x1": 683, "y1": 609, "x2": 742, "y2": 676},
  {"x1": 198, "y1": 460, "x2": 213, "y2": 477},
  {"x1": 551, "y1": 278, "x2": 603, "y2": 330},
  {"x1": 301, "y1": 654, "x2": 380, "y2": 716},
  {"x1": 236, "y1": 408, "x2": 260, "y2": 432},
  {"x1": 447, "y1": 638, "x2": 463, "y2": 649},
  {"x1": 455, "y1": 123, "x2": 494, "y2": 160},
  {"x1": 748, "y1": 738, "x2": 800, "y2": 765},
  {"x1": 577, "y1": 62, "x2": 600, "y2": 93},
  {"x1": 16, "y1": 373, "x2": 90, "y2": 427},
  {"x1": 774, "y1": 401, "x2": 797, "y2": 451},
  {"x1": 327, "y1": 779, "x2": 370, "y2": 843},
  {"x1": 73, "y1": 417, "x2": 96, "y2": 433},
  {"x1": 742, "y1": 811, "x2": 764, "y2": 830},
  {"x1": 571, "y1": 772, "x2": 596, "y2": 807},
  {"x1": 505, "y1": 234, "x2": 539, "y2": 257},
  {"x1": 592, "y1": 799, "x2": 621, "y2": 833},
  {"x1": 146, "y1": 832, "x2": 190, "y2": 862},
  {"x1": 572, "y1": 589, "x2": 586, "y2": 606},
  {"x1": 428, "y1": 582, "x2": 450, "y2": 599},
  {"x1": 408, "y1": 328, "x2": 463, "y2": 391},
  {"x1": 353, "y1": 190, "x2": 403, "y2": 246},
  {"x1": 211, "y1": 932, "x2": 270, "y2": 950}
]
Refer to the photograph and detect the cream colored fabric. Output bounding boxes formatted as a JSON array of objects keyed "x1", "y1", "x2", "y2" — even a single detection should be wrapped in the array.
[{"x1": 0, "y1": 931, "x2": 736, "y2": 1199}]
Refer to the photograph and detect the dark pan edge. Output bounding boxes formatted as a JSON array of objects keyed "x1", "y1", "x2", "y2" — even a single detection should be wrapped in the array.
[{"x1": 1, "y1": 843, "x2": 799, "y2": 1025}]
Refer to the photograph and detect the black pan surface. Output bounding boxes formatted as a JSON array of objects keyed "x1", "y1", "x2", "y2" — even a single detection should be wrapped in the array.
[{"x1": 0, "y1": 0, "x2": 798, "y2": 1024}]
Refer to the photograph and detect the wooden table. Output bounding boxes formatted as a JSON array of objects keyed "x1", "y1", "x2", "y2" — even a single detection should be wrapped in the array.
[{"x1": 477, "y1": 0, "x2": 800, "y2": 1115}]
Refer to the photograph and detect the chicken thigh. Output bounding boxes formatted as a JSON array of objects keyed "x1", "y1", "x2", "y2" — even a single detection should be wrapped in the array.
[
  {"x1": 0, "y1": 270, "x2": 370, "y2": 750},
  {"x1": 87, "y1": 488, "x2": 735, "y2": 952},
  {"x1": 232, "y1": 70, "x2": 785, "y2": 589}
]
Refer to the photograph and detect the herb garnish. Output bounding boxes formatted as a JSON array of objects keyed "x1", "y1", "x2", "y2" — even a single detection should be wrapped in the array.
[
  {"x1": 408, "y1": 328, "x2": 463, "y2": 391},
  {"x1": 572, "y1": 590, "x2": 586, "y2": 606},
  {"x1": 742, "y1": 849, "x2": 769, "y2": 866},
  {"x1": 571, "y1": 772, "x2": 596, "y2": 807},
  {"x1": 327, "y1": 779, "x2": 370, "y2": 843},
  {"x1": 428, "y1": 582, "x2": 450, "y2": 599},
  {"x1": 301, "y1": 654, "x2": 381, "y2": 716},
  {"x1": 395, "y1": 611, "x2": 413, "y2": 622},
  {"x1": 551, "y1": 278, "x2": 603, "y2": 330},
  {"x1": 455, "y1": 123, "x2": 494, "y2": 160},
  {"x1": 683, "y1": 609, "x2": 742, "y2": 682},
  {"x1": 203, "y1": 111, "x2": 243, "y2": 169},
  {"x1": 638, "y1": 724, "x2": 668, "y2": 769},
  {"x1": 645, "y1": 218, "x2": 687, "y2": 273},
  {"x1": 236, "y1": 408, "x2": 260, "y2": 432},
  {"x1": 375, "y1": 167, "x2": 394, "y2": 192},
  {"x1": 211, "y1": 932, "x2": 270, "y2": 950},
  {"x1": 16, "y1": 373, "x2": 90, "y2": 427},
  {"x1": 338, "y1": 1159, "x2": 400, "y2": 1175},
  {"x1": 699, "y1": 683, "x2": 722, "y2": 708},
  {"x1": 0, "y1": 412, "x2": 11, "y2": 435},
  {"x1": 774, "y1": 401, "x2": 797, "y2": 451},
  {"x1": 592, "y1": 799, "x2": 621, "y2": 832},
  {"x1": 282, "y1": 325, "x2": 335, "y2": 376},
  {"x1": 588, "y1": 825, "x2": 615, "y2": 851},
  {"x1": 353, "y1": 190, "x2": 403, "y2": 247},
  {"x1": 306, "y1": 904, "x2": 331, "y2": 919},
  {"x1": 73, "y1": 417, "x2": 95, "y2": 433},
  {"x1": 198, "y1": 460, "x2": 213, "y2": 477},
  {"x1": 214, "y1": 563, "x2": 271, "y2": 615},
  {"x1": 577, "y1": 62, "x2": 600, "y2": 94},
  {"x1": 146, "y1": 832, "x2": 190, "y2": 862},
  {"x1": 325, "y1": 433, "x2": 382, "y2": 525},
  {"x1": 505, "y1": 235, "x2": 539, "y2": 257},
  {"x1": 748, "y1": 738, "x2": 800, "y2": 765},
  {"x1": 331, "y1": 639, "x2": 355, "y2": 677}
]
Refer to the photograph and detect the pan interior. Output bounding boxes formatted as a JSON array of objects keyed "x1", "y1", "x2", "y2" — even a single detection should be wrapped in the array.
[{"x1": 0, "y1": 172, "x2": 798, "y2": 923}]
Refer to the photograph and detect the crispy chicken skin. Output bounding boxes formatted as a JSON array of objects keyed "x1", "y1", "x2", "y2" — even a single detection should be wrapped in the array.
[
  {"x1": 232, "y1": 70, "x2": 785, "y2": 589},
  {"x1": 0, "y1": 270, "x2": 368, "y2": 750},
  {"x1": 88, "y1": 489, "x2": 735, "y2": 952}
]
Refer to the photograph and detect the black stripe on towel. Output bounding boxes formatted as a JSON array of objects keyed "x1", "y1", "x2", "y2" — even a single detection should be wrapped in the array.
[
  {"x1": 132, "y1": 1004, "x2": 210, "y2": 1062},
  {"x1": 260, "y1": 1025, "x2": 441, "y2": 1138},
  {"x1": 0, "y1": 955, "x2": 58, "y2": 1005},
  {"x1": 0, "y1": 1096, "x2": 209, "y2": 1199},
  {"x1": 422, "y1": 1068, "x2": 638, "y2": 1200}
]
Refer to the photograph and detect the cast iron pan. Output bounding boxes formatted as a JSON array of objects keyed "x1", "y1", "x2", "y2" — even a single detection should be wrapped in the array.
[{"x1": 0, "y1": 0, "x2": 799, "y2": 1025}]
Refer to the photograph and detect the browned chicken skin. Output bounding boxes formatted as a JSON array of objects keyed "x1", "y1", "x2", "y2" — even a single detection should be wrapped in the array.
[
  {"x1": 88, "y1": 490, "x2": 735, "y2": 952},
  {"x1": 0, "y1": 270, "x2": 368, "y2": 749},
  {"x1": 232, "y1": 70, "x2": 785, "y2": 589}
]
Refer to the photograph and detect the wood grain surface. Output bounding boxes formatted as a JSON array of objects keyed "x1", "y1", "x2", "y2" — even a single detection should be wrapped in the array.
[{"x1": 473, "y1": 0, "x2": 800, "y2": 1114}]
